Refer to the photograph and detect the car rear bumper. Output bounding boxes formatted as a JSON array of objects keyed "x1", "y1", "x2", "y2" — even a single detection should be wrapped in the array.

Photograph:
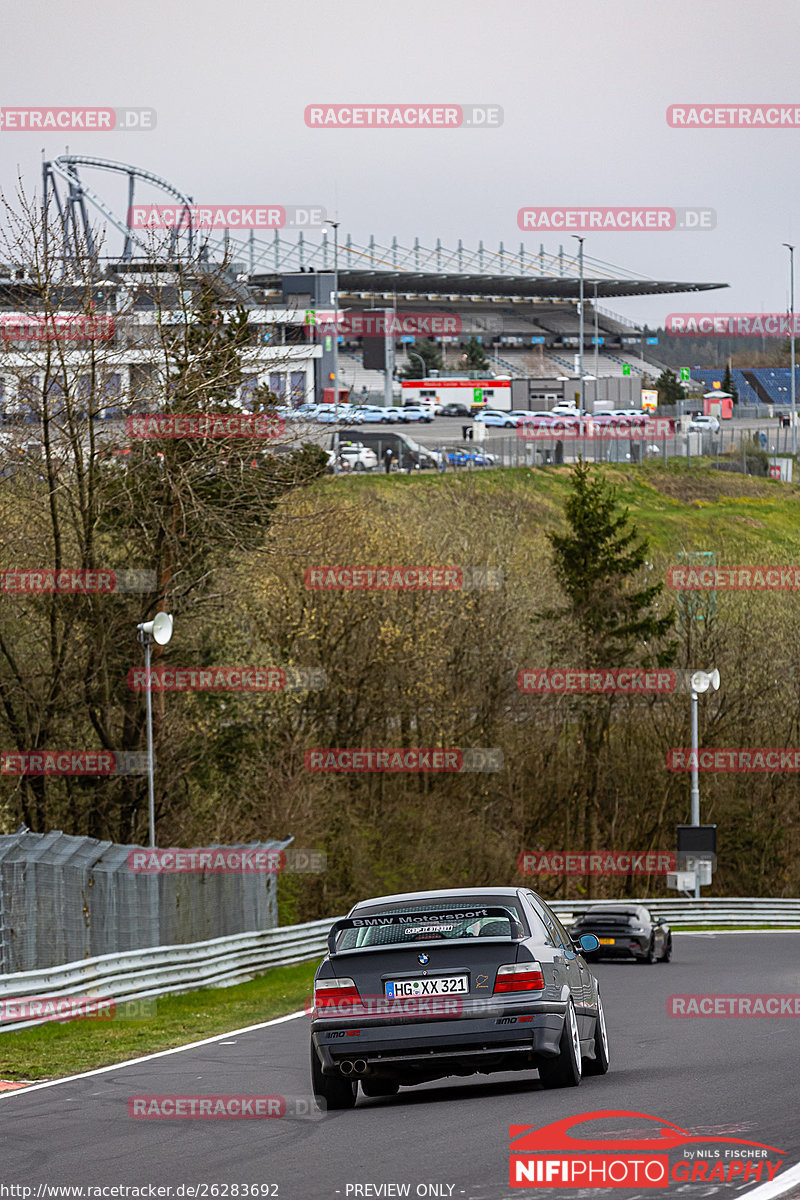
[
  {"x1": 586, "y1": 936, "x2": 651, "y2": 960},
  {"x1": 311, "y1": 1001, "x2": 575, "y2": 1078}
]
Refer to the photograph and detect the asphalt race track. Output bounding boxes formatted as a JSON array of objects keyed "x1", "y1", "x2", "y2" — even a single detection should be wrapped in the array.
[{"x1": 2, "y1": 934, "x2": 798, "y2": 1200}]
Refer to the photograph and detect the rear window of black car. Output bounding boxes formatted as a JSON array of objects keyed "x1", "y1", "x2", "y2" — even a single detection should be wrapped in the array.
[{"x1": 578, "y1": 907, "x2": 649, "y2": 923}]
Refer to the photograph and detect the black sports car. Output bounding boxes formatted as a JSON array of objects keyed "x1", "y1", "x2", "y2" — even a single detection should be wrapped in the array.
[
  {"x1": 309, "y1": 886, "x2": 609, "y2": 1109},
  {"x1": 438, "y1": 403, "x2": 472, "y2": 417},
  {"x1": 569, "y1": 904, "x2": 672, "y2": 964}
]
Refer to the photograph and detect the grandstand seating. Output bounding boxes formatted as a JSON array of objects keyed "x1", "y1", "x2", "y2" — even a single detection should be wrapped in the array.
[
  {"x1": 337, "y1": 351, "x2": 399, "y2": 400},
  {"x1": 689, "y1": 367, "x2": 800, "y2": 406}
]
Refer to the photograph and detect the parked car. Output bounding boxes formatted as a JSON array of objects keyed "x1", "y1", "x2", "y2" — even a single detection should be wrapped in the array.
[
  {"x1": 612, "y1": 408, "x2": 648, "y2": 423},
  {"x1": 688, "y1": 414, "x2": 720, "y2": 433},
  {"x1": 590, "y1": 412, "x2": 637, "y2": 427},
  {"x1": 511, "y1": 411, "x2": 559, "y2": 426},
  {"x1": 548, "y1": 408, "x2": 589, "y2": 422},
  {"x1": 327, "y1": 442, "x2": 379, "y2": 473},
  {"x1": 401, "y1": 406, "x2": 434, "y2": 423},
  {"x1": 287, "y1": 403, "x2": 319, "y2": 421},
  {"x1": 316, "y1": 404, "x2": 365, "y2": 425},
  {"x1": 384, "y1": 406, "x2": 414, "y2": 423},
  {"x1": 310, "y1": 886, "x2": 607, "y2": 1108},
  {"x1": 445, "y1": 448, "x2": 497, "y2": 466},
  {"x1": 569, "y1": 904, "x2": 672, "y2": 964},
  {"x1": 438, "y1": 402, "x2": 472, "y2": 417},
  {"x1": 354, "y1": 406, "x2": 394, "y2": 423},
  {"x1": 474, "y1": 409, "x2": 517, "y2": 428}
]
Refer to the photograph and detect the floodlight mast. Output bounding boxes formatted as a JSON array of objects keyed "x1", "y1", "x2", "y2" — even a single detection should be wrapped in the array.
[
  {"x1": 688, "y1": 668, "x2": 720, "y2": 898},
  {"x1": 136, "y1": 613, "x2": 174, "y2": 848},
  {"x1": 784, "y1": 244, "x2": 796, "y2": 456},
  {"x1": 571, "y1": 235, "x2": 585, "y2": 410}
]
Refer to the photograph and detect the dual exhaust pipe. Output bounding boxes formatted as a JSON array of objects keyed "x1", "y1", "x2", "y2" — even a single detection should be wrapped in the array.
[{"x1": 339, "y1": 1059, "x2": 368, "y2": 1076}]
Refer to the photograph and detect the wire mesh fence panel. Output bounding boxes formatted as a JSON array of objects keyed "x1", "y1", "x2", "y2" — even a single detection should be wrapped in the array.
[{"x1": 0, "y1": 830, "x2": 291, "y2": 973}]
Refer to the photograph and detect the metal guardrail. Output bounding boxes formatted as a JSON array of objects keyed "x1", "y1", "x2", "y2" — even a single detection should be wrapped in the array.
[
  {"x1": 550, "y1": 897, "x2": 800, "y2": 927},
  {"x1": 0, "y1": 916, "x2": 340, "y2": 1033},
  {"x1": 0, "y1": 899, "x2": 797, "y2": 1033}
]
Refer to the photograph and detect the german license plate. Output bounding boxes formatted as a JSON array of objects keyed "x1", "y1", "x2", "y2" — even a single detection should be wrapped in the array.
[
  {"x1": 385, "y1": 975, "x2": 468, "y2": 998},
  {"x1": 598, "y1": 937, "x2": 615, "y2": 945}
]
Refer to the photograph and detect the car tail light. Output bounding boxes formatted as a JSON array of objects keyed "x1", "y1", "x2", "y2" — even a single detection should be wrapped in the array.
[
  {"x1": 493, "y1": 963, "x2": 545, "y2": 993},
  {"x1": 313, "y1": 977, "x2": 362, "y2": 1011}
]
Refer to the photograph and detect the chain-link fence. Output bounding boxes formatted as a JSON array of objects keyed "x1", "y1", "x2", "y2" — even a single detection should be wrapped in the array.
[
  {"x1": 0, "y1": 829, "x2": 290, "y2": 974},
  {"x1": 424, "y1": 424, "x2": 796, "y2": 475}
]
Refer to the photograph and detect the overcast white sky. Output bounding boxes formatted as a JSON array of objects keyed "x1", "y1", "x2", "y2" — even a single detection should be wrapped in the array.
[{"x1": 2, "y1": 0, "x2": 798, "y2": 325}]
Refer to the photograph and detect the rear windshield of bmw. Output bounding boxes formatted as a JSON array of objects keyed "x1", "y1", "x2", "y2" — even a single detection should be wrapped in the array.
[{"x1": 332, "y1": 898, "x2": 529, "y2": 953}]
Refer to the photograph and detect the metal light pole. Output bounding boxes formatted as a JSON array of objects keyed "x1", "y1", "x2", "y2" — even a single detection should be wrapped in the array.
[
  {"x1": 688, "y1": 668, "x2": 720, "y2": 898},
  {"x1": 408, "y1": 349, "x2": 426, "y2": 378},
  {"x1": 593, "y1": 280, "x2": 599, "y2": 381},
  {"x1": 784, "y1": 243, "x2": 796, "y2": 456},
  {"x1": 327, "y1": 220, "x2": 340, "y2": 404},
  {"x1": 572, "y1": 236, "x2": 585, "y2": 410},
  {"x1": 136, "y1": 613, "x2": 173, "y2": 848},
  {"x1": 690, "y1": 689, "x2": 700, "y2": 827}
]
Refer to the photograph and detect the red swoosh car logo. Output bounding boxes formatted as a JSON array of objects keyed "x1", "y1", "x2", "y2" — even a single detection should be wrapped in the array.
[{"x1": 509, "y1": 1110, "x2": 784, "y2": 1155}]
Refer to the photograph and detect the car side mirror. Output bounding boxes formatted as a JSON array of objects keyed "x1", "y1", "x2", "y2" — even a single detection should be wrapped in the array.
[{"x1": 575, "y1": 933, "x2": 599, "y2": 953}]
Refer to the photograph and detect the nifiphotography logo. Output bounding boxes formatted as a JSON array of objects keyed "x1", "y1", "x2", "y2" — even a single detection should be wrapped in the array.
[{"x1": 508, "y1": 1110, "x2": 784, "y2": 1188}]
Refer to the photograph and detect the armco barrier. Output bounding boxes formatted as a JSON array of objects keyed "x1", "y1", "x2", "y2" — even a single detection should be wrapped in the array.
[
  {"x1": 550, "y1": 897, "x2": 800, "y2": 927},
  {"x1": 0, "y1": 916, "x2": 341, "y2": 1033},
  {"x1": 0, "y1": 898, "x2": 797, "y2": 1034}
]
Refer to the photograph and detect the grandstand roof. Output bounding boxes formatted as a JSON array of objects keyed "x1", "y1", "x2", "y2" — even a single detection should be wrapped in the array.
[{"x1": 254, "y1": 269, "x2": 728, "y2": 302}]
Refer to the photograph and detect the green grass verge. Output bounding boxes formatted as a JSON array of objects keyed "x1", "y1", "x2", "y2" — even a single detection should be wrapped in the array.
[
  {"x1": 326, "y1": 459, "x2": 800, "y2": 557},
  {"x1": 0, "y1": 960, "x2": 318, "y2": 1083}
]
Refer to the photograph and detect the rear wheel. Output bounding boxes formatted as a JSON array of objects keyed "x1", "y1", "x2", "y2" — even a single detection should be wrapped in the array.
[
  {"x1": 360, "y1": 1079, "x2": 400, "y2": 1098},
  {"x1": 310, "y1": 1043, "x2": 357, "y2": 1111},
  {"x1": 538, "y1": 1000, "x2": 582, "y2": 1089},
  {"x1": 639, "y1": 938, "x2": 657, "y2": 964},
  {"x1": 583, "y1": 991, "x2": 610, "y2": 1076},
  {"x1": 660, "y1": 937, "x2": 672, "y2": 963}
]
